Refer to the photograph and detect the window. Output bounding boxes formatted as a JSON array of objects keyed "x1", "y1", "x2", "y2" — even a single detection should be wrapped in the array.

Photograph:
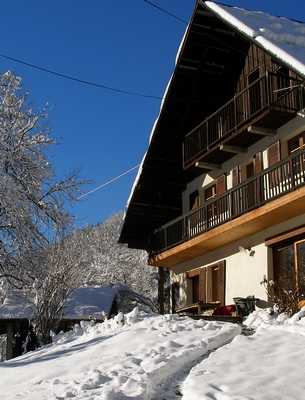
[
  {"x1": 189, "y1": 190, "x2": 199, "y2": 211},
  {"x1": 186, "y1": 261, "x2": 226, "y2": 307},
  {"x1": 288, "y1": 132, "x2": 305, "y2": 154},
  {"x1": 273, "y1": 237, "x2": 305, "y2": 292},
  {"x1": 191, "y1": 275, "x2": 199, "y2": 303},
  {"x1": 204, "y1": 184, "x2": 216, "y2": 201},
  {"x1": 204, "y1": 183, "x2": 217, "y2": 224}
]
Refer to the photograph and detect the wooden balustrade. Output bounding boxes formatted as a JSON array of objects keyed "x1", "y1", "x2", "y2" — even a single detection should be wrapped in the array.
[
  {"x1": 183, "y1": 71, "x2": 304, "y2": 168},
  {"x1": 151, "y1": 148, "x2": 305, "y2": 254}
]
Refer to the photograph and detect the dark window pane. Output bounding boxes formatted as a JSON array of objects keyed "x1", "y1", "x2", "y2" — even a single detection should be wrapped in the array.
[
  {"x1": 296, "y1": 241, "x2": 305, "y2": 290},
  {"x1": 192, "y1": 275, "x2": 199, "y2": 303},
  {"x1": 273, "y1": 244, "x2": 295, "y2": 290}
]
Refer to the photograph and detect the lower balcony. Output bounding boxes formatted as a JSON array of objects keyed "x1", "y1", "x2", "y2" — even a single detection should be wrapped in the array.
[{"x1": 150, "y1": 148, "x2": 305, "y2": 267}]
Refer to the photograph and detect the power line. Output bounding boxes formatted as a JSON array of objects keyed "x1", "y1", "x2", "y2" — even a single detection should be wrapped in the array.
[
  {"x1": 78, "y1": 164, "x2": 140, "y2": 200},
  {"x1": 143, "y1": 0, "x2": 188, "y2": 25},
  {"x1": 0, "y1": 53, "x2": 162, "y2": 100}
]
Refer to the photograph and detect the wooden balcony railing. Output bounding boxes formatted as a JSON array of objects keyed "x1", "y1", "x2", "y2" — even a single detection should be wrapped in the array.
[
  {"x1": 183, "y1": 71, "x2": 304, "y2": 168},
  {"x1": 151, "y1": 147, "x2": 305, "y2": 254}
]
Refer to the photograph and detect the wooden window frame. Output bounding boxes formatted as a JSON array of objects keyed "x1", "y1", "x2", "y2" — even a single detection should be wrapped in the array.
[
  {"x1": 204, "y1": 183, "x2": 217, "y2": 202},
  {"x1": 265, "y1": 234, "x2": 305, "y2": 290},
  {"x1": 189, "y1": 190, "x2": 200, "y2": 211},
  {"x1": 288, "y1": 132, "x2": 305, "y2": 155}
]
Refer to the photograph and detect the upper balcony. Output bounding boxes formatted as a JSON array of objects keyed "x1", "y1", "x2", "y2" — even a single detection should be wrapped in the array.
[
  {"x1": 150, "y1": 147, "x2": 305, "y2": 267},
  {"x1": 183, "y1": 71, "x2": 305, "y2": 170}
]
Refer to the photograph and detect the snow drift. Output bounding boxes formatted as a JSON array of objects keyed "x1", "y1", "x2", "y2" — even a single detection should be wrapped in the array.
[{"x1": 0, "y1": 309, "x2": 240, "y2": 400}]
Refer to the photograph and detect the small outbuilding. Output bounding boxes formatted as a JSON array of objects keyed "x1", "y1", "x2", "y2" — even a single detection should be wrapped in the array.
[{"x1": 0, "y1": 286, "x2": 118, "y2": 361}]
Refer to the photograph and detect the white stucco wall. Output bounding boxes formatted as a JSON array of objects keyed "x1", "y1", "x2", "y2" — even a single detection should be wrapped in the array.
[
  {"x1": 173, "y1": 213, "x2": 305, "y2": 306},
  {"x1": 225, "y1": 243, "x2": 268, "y2": 304}
]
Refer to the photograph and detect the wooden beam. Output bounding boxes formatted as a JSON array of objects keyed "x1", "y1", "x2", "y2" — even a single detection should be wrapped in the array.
[
  {"x1": 196, "y1": 9, "x2": 215, "y2": 18},
  {"x1": 180, "y1": 57, "x2": 201, "y2": 65},
  {"x1": 219, "y1": 144, "x2": 247, "y2": 154},
  {"x1": 195, "y1": 161, "x2": 220, "y2": 170},
  {"x1": 192, "y1": 23, "x2": 236, "y2": 37},
  {"x1": 248, "y1": 126, "x2": 276, "y2": 136},
  {"x1": 178, "y1": 64, "x2": 198, "y2": 72},
  {"x1": 133, "y1": 202, "x2": 180, "y2": 211}
]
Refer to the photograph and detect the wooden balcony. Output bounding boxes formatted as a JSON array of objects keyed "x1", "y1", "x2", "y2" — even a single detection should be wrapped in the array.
[
  {"x1": 183, "y1": 71, "x2": 305, "y2": 170},
  {"x1": 150, "y1": 148, "x2": 305, "y2": 267}
]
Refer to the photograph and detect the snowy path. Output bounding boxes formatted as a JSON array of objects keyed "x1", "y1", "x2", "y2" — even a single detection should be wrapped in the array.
[
  {"x1": 182, "y1": 309, "x2": 305, "y2": 400},
  {"x1": 151, "y1": 353, "x2": 209, "y2": 400},
  {"x1": 0, "y1": 310, "x2": 240, "y2": 400}
]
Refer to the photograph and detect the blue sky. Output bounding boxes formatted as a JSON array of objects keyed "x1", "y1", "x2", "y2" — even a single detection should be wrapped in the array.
[{"x1": 1, "y1": 0, "x2": 304, "y2": 227}]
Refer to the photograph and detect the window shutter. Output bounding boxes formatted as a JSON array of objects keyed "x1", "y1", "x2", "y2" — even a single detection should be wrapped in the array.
[
  {"x1": 205, "y1": 261, "x2": 226, "y2": 305},
  {"x1": 232, "y1": 166, "x2": 240, "y2": 187},
  {"x1": 199, "y1": 269, "x2": 206, "y2": 303},
  {"x1": 254, "y1": 152, "x2": 263, "y2": 174},
  {"x1": 217, "y1": 261, "x2": 226, "y2": 307},
  {"x1": 206, "y1": 266, "x2": 213, "y2": 303},
  {"x1": 216, "y1": 174, "x2": 226, "y2": 195},
  {"x1": 267, "y1": 141, "x2": 281, "y2": 167}
]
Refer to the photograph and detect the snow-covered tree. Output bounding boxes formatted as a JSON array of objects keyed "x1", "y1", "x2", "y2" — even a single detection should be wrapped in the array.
[
  {"x1": 0, "y1": 71, "x2": 85, "y2": 290},
  {"x1": 64, "y1": 213, "x2": 158, "y2": 304},
  {"x1": 31, "y1": 236, "x2": 88, "y2": 343}
]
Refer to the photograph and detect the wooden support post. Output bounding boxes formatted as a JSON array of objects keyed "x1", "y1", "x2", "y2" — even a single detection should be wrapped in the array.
[
  {"x1": 219, "y1": 144, "x2": 247, "y2": 153},
  {"x1": 158, "y1": 267, "x2": 165, "y2": 315},
  {"x1": 248, "y1": 126, "x2": 276, "y2": 136},
  {"x1": 195, "y1": 161, "x2": 220, "y2": 170}
]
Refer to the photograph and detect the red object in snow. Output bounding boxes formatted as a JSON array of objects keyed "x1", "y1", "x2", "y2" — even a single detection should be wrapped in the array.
[{"x1": 212, "y1": 304, "x2": 236, "y2": 316}]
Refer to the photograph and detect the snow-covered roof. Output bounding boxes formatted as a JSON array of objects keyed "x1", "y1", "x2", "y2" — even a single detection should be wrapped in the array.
[
  {"x1": 0, "y1": 286, "x2": 117, "y2": 321},
  {"x1": 205, "y1": 1, "x2": 305, "y2": 78},
  {"x1": 64, "y1": 286, "x2": 117, "y2": 320},
  {"x1": 0, "y1": 290, "x2": 34, "y2": 320}
]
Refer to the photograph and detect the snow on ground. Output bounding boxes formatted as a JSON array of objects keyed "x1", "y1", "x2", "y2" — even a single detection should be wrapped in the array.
[
  {"x1": 0, "y1": 309, "x2": 240, "y2": 400},
  {"x1": 182, "y1": 308, "x2": 305, "y2": 400}
]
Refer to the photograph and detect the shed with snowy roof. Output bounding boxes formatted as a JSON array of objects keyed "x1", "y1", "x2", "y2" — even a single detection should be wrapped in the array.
[{"x1": 0, "y1": 286, "x2": 118, "y2": 360}]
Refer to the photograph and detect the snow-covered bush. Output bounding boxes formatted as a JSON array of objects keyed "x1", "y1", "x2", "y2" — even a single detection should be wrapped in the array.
[{"x1": 261, "y1": 277, "x2": 305, "y2": 316}]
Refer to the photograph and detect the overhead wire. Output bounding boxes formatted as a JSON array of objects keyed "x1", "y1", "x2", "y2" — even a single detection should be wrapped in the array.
[
  {"x1": 0, "y1": 3, "x2": 188, "y2": 199},
  {"x1": 0, "y1": 53, "x2": 162, "y2": 100},
  {"x1": 143, "y1": 0, "x2": 188, "y2": 25},
  {"x1": 78, "y1": 164, "x2": 140, "y2": 199}
]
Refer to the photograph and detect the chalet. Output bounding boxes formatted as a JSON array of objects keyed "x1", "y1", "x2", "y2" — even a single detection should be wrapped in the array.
[{"x1": 119, "y1": 1, "x2": 305, "y2": 315}]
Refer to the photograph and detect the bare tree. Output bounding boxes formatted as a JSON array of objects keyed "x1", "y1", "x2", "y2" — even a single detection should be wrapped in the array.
[{"x1": 31, "y1": 235, "x2": 87, "y2": 344}]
